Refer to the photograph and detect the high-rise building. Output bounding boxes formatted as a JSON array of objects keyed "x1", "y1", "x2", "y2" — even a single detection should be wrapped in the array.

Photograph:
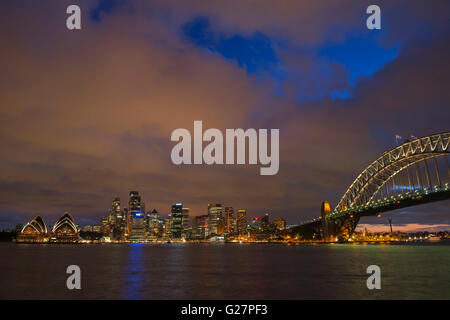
[
  {"x1": 217, "y1": 215, "x2": 226, "y2": 235},
  {"x1": 250, "y1": 217, "x2": 261, "y2": 231},
  {"x1": 225, "y1": 207, "x2": 234, "y2": 234},
  {"x1": 192, "y1": 214, "x2": 209, "y2": 239},
  {"x1": 101, "y1": 215, "x2": 110, "y2": 235},
  {"x1": 109, "y1": 197, "x2": 126, "y2": 240},
  {"x1": 208, "y1": 203, "x2": 223, "y2": 235},
  {"x1": 149, "y1": 209, "x2": 160, "y2": 235},
  {"x1": 128, "y1": 191, "x2": 146, "y2": 241},
  {"x1": 261, "y1": 213, "x2": 270, "y2": 232},
  {"x1": 182, "y1": 207, "x2": 189, "y2": 234},
  {"x1": 237, "y1": 209, "x2": 247, "y2": 235},
  {"x1": 273, "y1": 217, "x2": 286, "y2": 231},
  {"x1": 164, "y1": 215, "x2": 172, "y2": 237},
  {"x1": 170, "y1": 203, "x2": 183, "y2": 238},
  {"x1": 110, "y1": 197, "x2": 121, "y2": 224}
]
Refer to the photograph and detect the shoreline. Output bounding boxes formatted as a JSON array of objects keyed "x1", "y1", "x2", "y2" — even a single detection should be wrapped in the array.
[{"x1": 9, "y1": 239, "x2": 448, "y2": 245}]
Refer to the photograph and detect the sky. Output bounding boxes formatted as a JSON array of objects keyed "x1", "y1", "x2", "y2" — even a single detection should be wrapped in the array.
[{"x1": 0, "y1": 0, "x2": 449, "y2": 231}]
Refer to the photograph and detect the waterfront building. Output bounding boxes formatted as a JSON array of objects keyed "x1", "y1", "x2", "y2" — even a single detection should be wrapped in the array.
[
  {"x1": 17, "y1": 215, "x2": 48, "y2": 242},
  {"x1": 261, "y1": 213, "x2": 270, "y2": 231},
  {"x1": 237, "y1": 209, "x2": 247, "y2": 235},
  {"x1": 111, "y1": 197, "x2": 122, "y2": 225},
  {"x1": 128, "y1": 191, "x2": 146, "y2": 241},
  {"x1": 225, "y1": 207, "x2": 234, "y2": 234},
  {"x1": 192, "y1": 214, "x2": 209, "y2": 239},
  {"x1": 273, "y1": 217, "x2": 286, "y2": 231},
  {"x1": 165, "y1": 214, "x2": 172, "y2": 237},
  {"x1": 108, "y1": 197, "x2": 126, "y2": 240},
  {"x1": 250, "y1": 217, "x2": 261, "y2": 231},
  {"x1": 182, "y1": 207, "x2": 190, "y2": 234},
  {"x1": 148, "y1": 209, "x2": 160, "y2": 235},
  {"x1": 217, "y1": 215, "x2": 226, "y2": 235},
  {"x1": 170, "y1": 203, "x2": 183, "y2": 238},
  {"x1": 51, "y1": 212, "x2": 79, "y2": 242},
  {"x1": 101, "y1": 215, "x2": 111, "y2": 235},
  {"x1": 123, "y1": 208, "x2": 129, "y2": 236},
  {"x1": 208, "y1": 203, "x2": 223, "y2": 235}
]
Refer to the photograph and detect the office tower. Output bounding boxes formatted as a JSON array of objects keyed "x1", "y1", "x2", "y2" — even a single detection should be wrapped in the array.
[
  {"x1": 109, "y1": 197, "x2": 120, "y2": 224},
  {"x1": 274, "y1": 217, "x2": 286, "y2": 231},
  {"x1": 237, "y1": 209, "x2": 247, "y2": 235},
  {"x1": 217, "y1": 215, "x2": 226, "y2": 235},
  {"x1": 109, "y1": 197, "x2": 125, "y2": 240},
  {"x1": 158, "y1": 217, "x2": 165, "y2": 234},
  {"x1": 250, "y1": 217, "x2": 261, "y2": 231},
  {"x1": 123, "y1": 208, "x2": 129, "y2": 236},
  {"x1": 170, "y1": 203, "x2": 183, "y2": 238},
  {"x1": 128, "y1": 191, "x2": 146, "y2": 241},
  {"x1": 101, "y1": 215, "x2": 110, "y2": 235},
  {"x1": 164, "y1": 215, "x2": 172, "y2": 237},
  {"x1": 192, "y1": 214, "x2": 209, "y2": 239},
  {"x1": 182, "y1": 207, "x2": 189, "y2": 233},
  {"x1": 149, "y1": 209, "x2": 160, "y2": 235},
  {"x1": 225, "y1": 207, "x2": 234, "y2": 234},
  {"x1": 207, "y1": 203, "x2": 223, "y2": 235},
  {"x1": 261, "y1": 213, "x2": 270, "y2": 232}
]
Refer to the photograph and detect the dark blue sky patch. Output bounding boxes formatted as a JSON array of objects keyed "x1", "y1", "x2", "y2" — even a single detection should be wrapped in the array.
[
  {"x1": 182, "y1": 16, "x2": 279, "y2": 75},
  {"x1": 319, "y1": 34, "x2": 400, "y2": 83},
  {"x1": 90, "y1": 0, "x2": 125, "y2": 22}
]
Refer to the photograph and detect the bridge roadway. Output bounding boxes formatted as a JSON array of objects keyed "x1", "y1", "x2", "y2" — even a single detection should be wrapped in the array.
[{"x1": 290, "y1": 184, "x2": 450, "y2": 240}]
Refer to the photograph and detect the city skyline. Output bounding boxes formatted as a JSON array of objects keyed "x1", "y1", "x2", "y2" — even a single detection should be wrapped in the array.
[{"x1": 0, "y1": 1, "x2": 449, "y2": 232}]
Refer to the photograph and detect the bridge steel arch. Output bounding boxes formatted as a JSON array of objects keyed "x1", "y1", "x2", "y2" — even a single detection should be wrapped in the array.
[{"x1": 335, "y1": 132, "x2": 450, "y2": 213}]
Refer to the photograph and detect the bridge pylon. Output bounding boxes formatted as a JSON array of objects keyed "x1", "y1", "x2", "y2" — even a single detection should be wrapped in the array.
[{"x1": 320, "y1": 201, "x2": 332, "y2": 241}]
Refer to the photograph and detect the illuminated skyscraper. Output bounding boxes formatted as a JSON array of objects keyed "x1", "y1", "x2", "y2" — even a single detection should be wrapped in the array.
[
  {"x1": 149, "y1": 209, "x2": 160, "y2": 235},
  {"x1": 182, "y1": 207, "x2": 189, "y2": 233},
  {"x1": 170, "y1": 203, "x2": 183, "y2": 238},
  {"x1": 192, "y1": 214, "x2": 209, "y2": 239},
  {"x1": 237, "y1": 209, "x2": 247, "y2": 235},
  {"x1": 225, "y1": 207, "x2": 234, "y2": 234},
  {"x1": 208, "y1": 203, "x2": 223, "y2": 235},
  {"x1": 128, "y1": 191, "x2": 146, "y2": 241},
  {"x1": 164, "y1": 215, "x2": 172, "y2": 237},
  {"x1": 109, "y1": 197, "x2": 120, "y2": 225}
]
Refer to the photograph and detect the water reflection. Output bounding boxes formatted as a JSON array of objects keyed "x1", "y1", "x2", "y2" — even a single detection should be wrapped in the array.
[{"x1": 123, "y1": 243, "x2": 145, "y2": 299}]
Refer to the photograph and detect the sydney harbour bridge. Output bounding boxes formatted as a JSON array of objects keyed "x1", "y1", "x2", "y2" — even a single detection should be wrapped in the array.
[{"x1": 291, "y1": 132, "x2": 450, "y2": 242}]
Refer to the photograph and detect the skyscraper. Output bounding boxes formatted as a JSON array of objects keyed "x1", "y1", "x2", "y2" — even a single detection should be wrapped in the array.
[
  {"x1": 110, "y1": 197, "x2": 126, "y2": 240},
  {"x1": 261, "y1": 213, "x2": 270, "y2": 232},
  {"x1": 182, "y1": 207, "x2": 189, "y2": 234},
  {"x1": 192, "y1": 214, "x2": 209, "y2": 239},
  {"x1": 111, "y1": 197, "x2": 121, "y2": 224},
  {"x1": 170, "y1": 203, "x2": 183, "y2": 238},
  {"x1": 149, "y1": 209, "x2": 160, "y2": 235},
  {"x1": 250, "y1": 217, "x2": 261, "y2": 231},
  {"x1": 128, "y1": 191, "x2": 146, "y2": 241},
  {"x1": 237, "y1": 209, "x2": 247, "y2": 235},
  {"x1": 225, "y1": 207, "x2": 234, "y2": 234},
  {"x1": 208, "y1": 203, "x2": 223, "y2": 235}
]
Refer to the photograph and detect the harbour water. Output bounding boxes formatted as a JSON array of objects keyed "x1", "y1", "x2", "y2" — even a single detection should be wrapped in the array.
[{"x1": 1, "y1": 241, "x2": 449, "y2": 299}]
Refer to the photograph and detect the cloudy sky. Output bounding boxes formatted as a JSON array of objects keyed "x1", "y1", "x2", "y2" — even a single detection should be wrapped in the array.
[{"x1": 0, "y1": 0, "x2": 449, "y2": 230}]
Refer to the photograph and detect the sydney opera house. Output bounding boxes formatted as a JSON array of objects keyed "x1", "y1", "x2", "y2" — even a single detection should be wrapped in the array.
[{"x1": 16, "y1": 212, "x2": 80, "y2": 243}]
